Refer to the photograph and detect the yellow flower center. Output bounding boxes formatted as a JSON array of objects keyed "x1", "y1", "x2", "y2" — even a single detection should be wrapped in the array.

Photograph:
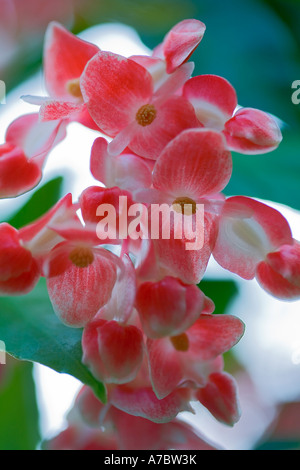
[
  {"x1": 172, "y1": 196, "x2": 197, "y2": 215},
  {"x1": 66, "y1": 78, "x2": 83, "y2": 99},
  {"x1": 170, "y1": 333, "x2": 189, "y2": 352},
  {"x1": 69, "y1": 246, "x2": 94, "y2": 268},
  {"x1": 136, "y1": 104, "x2": 157, "y2": 126}
]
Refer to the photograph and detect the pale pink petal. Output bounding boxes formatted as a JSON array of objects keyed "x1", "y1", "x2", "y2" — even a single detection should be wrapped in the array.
[
  {"x1": 110, "y1": 385, "x2": 193, "y2": 423},
  {"x1": 152, "y1": 128, "x2": 232, "y2": 199},
  {"x1": 44, "y1": 21, "x2": 100, "y2": 99},
  {"x1": 153, "y1": 62, "x2": 195, "y2": 99},
  {"x1": 105, "y1": 254, "x2": 137, "y2": 324},
  {"x1": 196, "y1": 372, "x2": 241, "y2": 426},
  {"x1": 182, "y1": 74, "x2": 237, "y2": 130},
  {"x1": 90, "y1": 137, "x2": 152, "y2": 192},
  {"x1": 19, "y1": 193, "x2": 74, "y2": 256},
  {"x1": 223, "y1": 107, "x2": 282, "y2": 154},
  {"x1": 213, "y1": 196, "x2": 293, "y2": 280}
]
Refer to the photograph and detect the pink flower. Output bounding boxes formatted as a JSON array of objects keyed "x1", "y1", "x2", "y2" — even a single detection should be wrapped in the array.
[
  {"x1": 46, "y1": 384, "x2": 219, "y2": 450},
  {"x1": 182, "y1": 74, "x2": 282, "y2": 154},
  {"x1": 80, "y1": 50, "x2": 199, "y2": 159},
  {"x1": 0, "y1": 113, "x2": 66, "y2": 198},
  {"x1": 256, "y1": 240, "x2": 300, "y2": 300},
  {"x1": 137, "y1": 128, "x2": 231, "y2": 284},
  {"x1": 44, "y1": 217, "x2": 120, "y2": 327},
  {"x1": 146, "y1": 313, "x2": 245, "y2": 400}
]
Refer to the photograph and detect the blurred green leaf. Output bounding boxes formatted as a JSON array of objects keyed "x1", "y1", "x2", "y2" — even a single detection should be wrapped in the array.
[
  {"x1": 225, "y1": 130, "x2": 300, "y2": 211},
  {"x1": 198, "y1": 279, "x2": 239, "y2": 315},
  {"x1": 7, "y1": 177, "x2": 64, "y2": 229},
  {"x1": 255, "y1": 439, "x2": 300, "y2": 450},
  {"x1": 0, "y1": 279, "x2": 107, "y2": 403},
  {"x1": 0, "y1": 358, "x2": 40, "y2": 450}
]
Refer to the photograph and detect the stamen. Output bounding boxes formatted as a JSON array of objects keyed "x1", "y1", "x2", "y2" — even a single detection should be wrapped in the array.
[
  {"x1": 170, "y1": 333, "x2": 189, "y2": 352},
  {"x1": 66, "y1": 78, "x2": 83, "y2": 99},
  {"x1": 172, "y1": 196, "x2": 197, "y2": 215},
  {"x1": 136, "y1": 104, "x2": 157, "y2": 126},
  {"x1": 69, "y1": 246, "x2": 94, "y2": 268}
]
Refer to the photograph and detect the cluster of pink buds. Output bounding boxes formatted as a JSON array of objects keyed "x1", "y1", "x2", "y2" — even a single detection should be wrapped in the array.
[{"x1": 1, "y1": 18, "x2": 299, "y2": 450}]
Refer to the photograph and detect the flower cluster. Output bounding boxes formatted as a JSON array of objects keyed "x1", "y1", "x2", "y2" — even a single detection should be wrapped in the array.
[{"x1": 1, "y1": 19, "x2": 299, "y2": 450}]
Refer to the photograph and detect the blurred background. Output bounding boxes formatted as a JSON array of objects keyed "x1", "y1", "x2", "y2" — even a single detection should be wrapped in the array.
[{"x1": 0, "y1": 0, "x2": 300, "y2": 450}]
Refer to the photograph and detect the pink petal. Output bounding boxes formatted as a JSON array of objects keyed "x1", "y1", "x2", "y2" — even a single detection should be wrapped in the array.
[
  {"x1": 256, "y1": 241, "x2": 300, "y2": 300},
  {"x1": 128, "y1": 95, "x2": 199, "y2": 160},
  {"x1": 147, "y1": 335, "x2": 225, "y2": 399},
  {"x1": 0, "y1": 223, "x2": 35, "y2": 281},
  {"x1": 39, "y1": 99, "x2": 84, "y2": 121},
  {"x1": 80, "y1": 51, "x2": 153, "y2": 136},
  {"x1": 182, "y1": 74, "x2": 238, "y2": 129},
  {"x1": 154, "y1": 19, "x2": 206, "y2": 73},
  {"x1": 5, "y1": 113, "x2": 39, "y2": 148},
  {"x1": 187, "y1": 314, "x2": 245, "y2": 361},
  {"x1": 0, "y1": 145, "x2": 42, "y2": 198},
  {"x1": 0, "y1": 258, "x2": 40, "y2": 296},
  {"x1": 129, "y1": 55, "x2": 167, "y2": 92},
  {"x1": 136, "y1": 277, "x2": 204, "y2": 338},
  {"x1": 153, "y1": 62, "x2": 195, "y2": 99},
  {"x1": 82, "y1": 318, "x2": 144, "y2": 384},
  {"x1": 152, "y1": 128, "x2": 232, "y2": 199},
  {"x1": 19, "y1": 193, "x2": 74, "y2": 257},
  {"x1": 90, "y1": 137, "x2": 152, "y2": 192},
  {"x1": 46, "y1": 246, "x2": 117, "y2": 327},
  {"x1": 105, "y1": 254, "x2": 137, "y2": 324},
  {"x1": 153, "y1": 211, "x2": 218, "y2": 285},
  {"x1": 213, "y1": 196, "x2": 293, "y2": 280},
  {"x1": 223, "y1": 107, "x2": 282, "y2": 154},
  {"x1": 110, "y1": 385, "x2": 192, "y2": 424},
  {"x1": 6, "y1": 112, "x2": 67, "y2": 165},
  {"x1": 44, "y1": 22, "x2": 99, "y2": 99},
  {"x1": 196, "y1": 372, "x2": 241, "y2": 426}
]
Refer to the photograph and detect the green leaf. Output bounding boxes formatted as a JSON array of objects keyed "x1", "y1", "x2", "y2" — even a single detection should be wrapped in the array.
[
  {"x1": 7, "y1": 176, "x2": 64, "y2": 229},
  {"x1": 225, "y1": 130, "x2": 300, "y2": 211},
  {"x1": 198, "y1": 279, "x2": 239, "y2": 315},
  {"x1": 0, "y1": 279, "x2": 107, "y2": 403},
  {"x1": 0, "y1": 358, "x2": 41, "y2": 450}
]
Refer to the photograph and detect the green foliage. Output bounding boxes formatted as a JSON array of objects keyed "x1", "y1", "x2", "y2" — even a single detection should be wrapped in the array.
[
  {"x1": 0, "y1": 279, "x2": 107, "y2": 403},
  {"x1": 198, "y1": 279, "x2": 239, "y2": 315},
  {"x1": 0, "y1": 358, "x2": 40, "y2": 450},
  {"x1": 7, "y1": 177, "x2": 64, "y2": 229}
]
